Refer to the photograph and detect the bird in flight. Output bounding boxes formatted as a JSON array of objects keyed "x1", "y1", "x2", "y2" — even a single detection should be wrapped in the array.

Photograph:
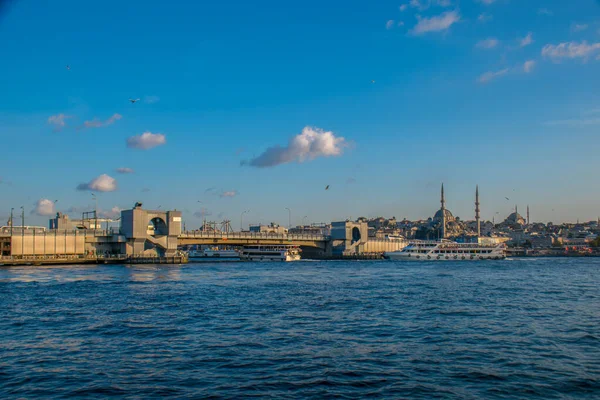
[
  {"x1": 129, "y1": 98, "x2": 140, "y2": 104},
  {"x1": 505, "y1": 197, "x2": 510, "y2": 201},
  {"x1": 325, "y1": 185, "x2": 330, "y2": 190},
  {"x1": 66, "y1": 65, "x2": 70, "y2": 70}
]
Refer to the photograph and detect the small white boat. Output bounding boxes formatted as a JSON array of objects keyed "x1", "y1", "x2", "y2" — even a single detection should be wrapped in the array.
[
  {"x1": 241, "y1": 246, "x2": 301, "y2": 262},
  {"x1": 188, "y1": 248, "x2": 241, "y2": 262},
  {"x1": 384, "y1": 240, "x2": 506, "y2": 261}
]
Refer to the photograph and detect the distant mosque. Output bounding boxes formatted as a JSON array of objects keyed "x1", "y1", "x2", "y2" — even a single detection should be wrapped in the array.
[
  {"x1": 427, "y1": 183, "x2": 480, "y2": 239},
  {"x1": 501, "y1": 205, "x2": 528, "y2": 227}
]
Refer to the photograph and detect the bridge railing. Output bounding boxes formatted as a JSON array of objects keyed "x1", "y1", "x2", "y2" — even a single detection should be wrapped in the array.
[{"x1": 179, "y1": 231, "x2": 330, "y2": 242}]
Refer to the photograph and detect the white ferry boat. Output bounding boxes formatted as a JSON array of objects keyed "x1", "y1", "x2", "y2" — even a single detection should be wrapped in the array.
[
  {"x1": 188, "y1": 248, "x2": 241, "y2": 262},
  {"x1": 241, "y1": 246, "x2": 302, "y2": 262},
  {"x1": 384, "y1": 240, "x2": 506, "y2": 261}
]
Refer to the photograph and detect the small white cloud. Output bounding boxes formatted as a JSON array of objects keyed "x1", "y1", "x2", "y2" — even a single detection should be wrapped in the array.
[
  {"x1": 48, "y1": 114, "x2": 71, "y2": 132},
  {"x1": 220, "y1": 190, "x2": 238, "y2": 198},
  {"x1": 76, "y1": 174, "x2": 117, "y2": 192},
  {"x1": 398, "y1": 21, "x2": 405, "y2": 27},
  {"x1": 477, "y1": 13, "x2": 492, "y2": 23},
  {"x1": 476, "y1": 38, "x2": 499, "y2": 49},
  {"x1": 523, "y1": 60, "x2": 536, "y2": 73},
  {"x1": 126, "y1": 132, "x2": 167, "y2": 150},
  {"x1": 242, "y1": 126, "x2": 348, "y2": 168},
  {"x1": 476, "y1": 0, "x2": 496, "y2": 5},
  {"x1": 32, "y1": 199, "x2": 56, "y2": 216},
  {"x1": 410, "y1": 0, "x2": 430, "y2": 11},
  {"x1": 477, "y1": 68, "x2": 509, "y2": 84},
  {"x1": 82, "y1": 113, "x2": 122, "y2": 129},
  {"x1": 411, "y1": 10, "x2": 460, "y2": 35},
  {"x1": 542, "y1": 41, "x2": 600, "y2": 61},
  {"x1": 399, "y1": 4, "x2": 408, "y2": 11},
  {"x1": 99, "y1": 206, "x2": 122, "y2": 219},
  {"x1": 519, "y1": 32, "x2": 533, "y2": 47},
  {"x1": 571, "y1": 23, "x2": 589, "y2": 33},
  {"x1": 144, "y1": 95, "x2": 160, "y2": 104},
  {"x1": 386, "y1": 20, "x2": 395, "y2": 30},
  {"x1": 116, "y1": 167, "x2": 134, "y2": 174},
  {"x1": 437, "y1": 0, "x2": 451, "y2": 6},
  {"x1": 538, "y1": 8, "x2": 553, "y2": 16}
]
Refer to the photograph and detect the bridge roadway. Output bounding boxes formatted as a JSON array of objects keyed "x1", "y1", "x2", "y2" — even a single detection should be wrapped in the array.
[{"x1": 178, "y1": 231, "x2": 330, "y2": 249}]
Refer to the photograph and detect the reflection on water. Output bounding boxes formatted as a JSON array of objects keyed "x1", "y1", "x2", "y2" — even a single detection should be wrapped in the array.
[{"x1": 1, "y1": 259, "x2": 599, "y2": 399}]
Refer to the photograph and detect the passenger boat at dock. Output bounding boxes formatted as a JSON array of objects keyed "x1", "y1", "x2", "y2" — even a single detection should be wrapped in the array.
[
  {"x1": 240, "y1": 246, "x2": 301, "y2": 262},
  {"x1": 384, "y1": 240, "x2": 506, "y2": 261},
  {"x1": 188, "y1": 248, "x2": 241, "y2": 262}
]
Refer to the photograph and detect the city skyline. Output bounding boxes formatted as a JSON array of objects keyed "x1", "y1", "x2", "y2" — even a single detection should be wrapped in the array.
[{"x1": 1, "y1": 0, "x2": 600, "y2": 226}]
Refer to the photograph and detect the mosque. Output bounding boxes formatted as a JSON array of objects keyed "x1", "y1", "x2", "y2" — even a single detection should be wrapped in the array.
[{"x1": 415, "y1": 184, "x2": 530, "y2": 240}]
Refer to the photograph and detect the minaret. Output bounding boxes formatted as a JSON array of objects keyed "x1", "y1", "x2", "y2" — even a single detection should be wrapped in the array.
[
  {"x1": 441, "y1": 183, "x2": 446, "y2": 239},
  {"x1": 527, "y1": 205, "x2": 530, "y2": 225},
  {"x1": 475, "y1": 185, "x2": 481, "y2": 237}
]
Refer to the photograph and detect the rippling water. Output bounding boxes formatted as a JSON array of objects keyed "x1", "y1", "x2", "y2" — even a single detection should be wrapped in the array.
[{"x1": 1, "y1": 259, "x2": 599, "y2": 399}]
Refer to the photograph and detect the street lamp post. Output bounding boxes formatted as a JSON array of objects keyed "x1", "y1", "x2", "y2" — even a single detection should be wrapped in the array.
[
  {"x1": 10, "y1": 208, "x2": 13, "y2": 236},
  {"x1": 285, "y1": 208, "x2": 291, "y2": 229},
  {"x1": 240, "y1": 210, "x2": 250, "y2": 232},
  {"x1": 20, "y1": 206, "x2": 24, "y2": 257},
  {"x1": 92, "y1": 194, "x2": 98, "y2": 232}
]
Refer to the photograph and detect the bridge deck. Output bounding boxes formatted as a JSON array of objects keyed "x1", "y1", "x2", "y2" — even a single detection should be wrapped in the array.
[{"x1": 178, "y1": 231, "x2": 330, "y2": 248}]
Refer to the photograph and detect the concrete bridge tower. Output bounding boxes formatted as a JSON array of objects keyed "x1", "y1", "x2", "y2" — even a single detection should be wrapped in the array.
[{"x1": 120, "y1": 203, "x2": 181, "y2": 257}]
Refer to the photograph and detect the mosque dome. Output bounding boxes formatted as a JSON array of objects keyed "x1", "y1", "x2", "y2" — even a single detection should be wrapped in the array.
[
  {"x1": 433, "y1": 208, "x2": 455, "y2": 223},
  {"x1": 504, "y1": 211, "x2": 526, "y2": 226}
]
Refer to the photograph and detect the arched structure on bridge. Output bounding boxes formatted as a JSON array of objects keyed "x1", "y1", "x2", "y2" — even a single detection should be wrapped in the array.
[{"x1": 121, "y1": 203, "x2": 182, "y2": 257}]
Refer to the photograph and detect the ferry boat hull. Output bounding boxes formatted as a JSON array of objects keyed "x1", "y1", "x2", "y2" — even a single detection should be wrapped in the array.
[
  {"x1": 241, "y1": 246, "x2": 301, "y2": 262},
  {"x1": 188, "y1": 249, "x2": 241, "y2": 262},
  {"x1": 385, "y1": 240, "x2": 506, "y2": 261}
]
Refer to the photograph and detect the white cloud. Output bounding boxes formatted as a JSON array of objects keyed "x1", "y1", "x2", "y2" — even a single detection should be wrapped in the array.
[
  {"x1": 399, "y1": 4, "x2": 408, "y2": 11},
  {"x1": 99, "y1": 206, "x2": 122, "y2": 219},
  {"x1": 477, "y1": 0, "x2": 496, "y2": 5},
  {"x1": 82, "y1": 113, "x2": 122, "y2": 129},
  {"x1": 410, "y1": 0, "x2": 430, "y2": 10},
  {"x1": 477, "y1": 68, "x2": 509, "y2": 84},
  {"x1": 76, "y1": 174, "x2": 117, "y2": 192},
  {"x1": 220, "y1": 191, "x2": 238, "y2": 198},
  {"x1": 538, "y1": 8, "x2": 553, "y2": 16},
  {"x1": 32, "y1": 199, "x2": 56, "y2": 216},
  {"x1": 437, "y1": 0, "x2": 452, "y2": 6},
  {"x1": 116, "y1": 167, "x2": 134, "y2": 174},
  {"x1": 411, "y1": 10, "x2": 460, "y2": 35},
  {"x1": 477, "y1": 13, "x2": 492, "y2": 23},
  {"x1": 126, "y1": 132, "x2": 167, "y2": 150},
  {"x1": 523, "y1": 60, "x2": 536, "y2": 73},
  {"x1": 398, "y1": 21, "x2": 405, "y2": 27},
  {"x1": 542, "y1": 41, "x2": 600, "y2": 61},
  {"x1": 47, "y1": 114, "x2": 71, "y2": 131},
  {"x1": 386, "y1": 20, "x2": 395, "y2": 30},
  {"x1": 242, "y1": 126, "x2": 348, "y2": 168},
  {"x1": 476, "y1": 38, "x2": 499, "y2": 49},
  {"x1": 519, "y1": 32, "x2": 533, "y2": 47},
  {"x1": 571, "y1": 23, "x2": 588, "y2": 33},
  {"x1": 144, "y1": 95, "x2": 160, "y2": 104}
]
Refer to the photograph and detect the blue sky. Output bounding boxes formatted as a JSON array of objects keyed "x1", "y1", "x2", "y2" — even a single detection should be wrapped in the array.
[{"x1": 1, "y1": 0, "x2": 600, "y2": 227}]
